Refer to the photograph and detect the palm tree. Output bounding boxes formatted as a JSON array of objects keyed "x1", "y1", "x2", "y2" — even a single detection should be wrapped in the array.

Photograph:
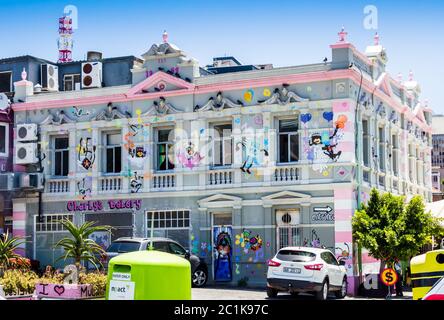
[
  {"x1": 0, "y1": 231, "x2": 26, "y2": 277},
  {"x1": 54, "y1": 219, "x2": 112, "y2": 278}
]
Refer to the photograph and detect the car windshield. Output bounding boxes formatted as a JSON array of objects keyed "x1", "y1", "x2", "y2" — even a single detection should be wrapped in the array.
[
  {"x1": 277, "y1": 250, "x2": 316, "y2": 262},
  {"x1": 106, "y1": 241, "x2": 141, "y2": 253}
]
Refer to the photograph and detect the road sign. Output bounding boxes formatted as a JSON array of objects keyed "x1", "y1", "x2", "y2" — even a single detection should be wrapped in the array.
[
  {"x1": 313, "y1": 206, "x2": 333, "y2": 213},
  {"x1": 380, "y1": 268, "x2": 398, "y2": 286}
]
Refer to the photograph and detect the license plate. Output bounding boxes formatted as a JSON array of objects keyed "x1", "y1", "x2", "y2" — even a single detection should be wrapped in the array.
[{"x1": 283, "y1": 267, "x2": 301, "y2": 274}]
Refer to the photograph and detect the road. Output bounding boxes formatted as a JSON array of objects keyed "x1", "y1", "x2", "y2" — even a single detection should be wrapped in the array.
[{"x1": 192, "y1": 286, "x2": 413, "y2": 300}]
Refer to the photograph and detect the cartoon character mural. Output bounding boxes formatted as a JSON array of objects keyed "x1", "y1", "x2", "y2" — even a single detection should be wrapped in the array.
[
  {"x1": 77, "y1": 177, "x2": 92, "y2": 200},
  {"x1": 235, "y1": 138, "x2": 269, "y2": 174},
  {"x1": 336, "y1": 242, "x2": 352, "y2": 274},
  {"x1": 130, "y1": 172, "x2": 143, "y2": 193},
  {"x1": 177, "y1": 142, "x2": 204, "y2": 169},
  {"x1": 77, "y1": 137, "x2": 96, "y2": 170},
  {"x1": 213, "y1": 226, "x2": 233, "y2": 282},
  {"x1": 235, "y1": 229, "x2": 263, "y2": 253},
  {"x1": 89, "y1": 231, "x2": 111, "y2": 251}
]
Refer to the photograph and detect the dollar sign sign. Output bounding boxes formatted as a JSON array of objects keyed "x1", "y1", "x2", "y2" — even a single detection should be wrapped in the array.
[{"x1": 386, "y1": 271, "x2": 393, "y2": 283}]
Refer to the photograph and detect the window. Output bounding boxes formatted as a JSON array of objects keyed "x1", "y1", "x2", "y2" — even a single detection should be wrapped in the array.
[
  {"x1": 106, "y1": 241, "x2": 141, "y2": 253},
  {"x1": 277, "y1": 250, "x2": 316, "y2": 262},
  {"x1": 63, "y1": 74, "x2": 81, "y2": 91},
  {"x1": 0, "y1": 124, "x2": 8, "y2": 156},
  {"x1": 53, "y1": 137, "x2": 69, "y2": 176},
  {"x1": 152, "y1": 241, "x2": 169, "y2": 253},
  {"x1": 278, "y1": 119, "x2": 299, "y2": 163},
  {"x1": 362, "y1": 120, "x2": 369, "y2": 167},
  {"x1": 35, "y1": 214, "x2": 73, "y2": 232},
  {"x1": 212, "y1": 124, "x2": 232, "y2": 166},
  {"x1": 378, "y1": 127, "x2": 385, "y2": 171},
  {"x1": 321, "y1": 252, "x2": 338, "y2": 265},
  {"x1": 0, "y1": 71, "x2": 12, "y2": 93},
  {"x1": 169, "y1": 242, "x2": 186, "y2": 255},
  {"x1": 156, "y1": 129, "x2": 175, "y2": 171},
  {"x1": 213, "y1": 213, "x2": 232, "y2": 226},
  {"x1": 146, "y1": 210, "x2": 191, "y2": 250},
  {"x1": 105, "y1": 132, "x2": 122, "y2": 173}
]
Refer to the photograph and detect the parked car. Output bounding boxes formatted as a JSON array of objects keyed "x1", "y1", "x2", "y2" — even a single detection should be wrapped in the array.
[
  {"x1": 266, "y1": 247, "x2": 347, "y2": 300},
  {"x1": 423, "y1": 276, "x2": 444, "y2": 300},
  {"x1": 104, "y1": 237, "x2": 208, "y2": 288}
]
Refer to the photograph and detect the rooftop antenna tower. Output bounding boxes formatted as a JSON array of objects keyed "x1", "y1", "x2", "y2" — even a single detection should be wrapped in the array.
[{"x1": 58, "y1": 15, "x2": 74, "y2": 63}]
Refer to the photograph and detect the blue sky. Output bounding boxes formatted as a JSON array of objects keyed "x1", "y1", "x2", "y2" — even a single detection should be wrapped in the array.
[{"x1": 0, "y1": 0, "x2": 443, "y2": 113}]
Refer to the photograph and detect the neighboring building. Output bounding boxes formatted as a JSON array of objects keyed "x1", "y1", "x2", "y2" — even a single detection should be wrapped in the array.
[
  {"x1": 432, "y1": 115, "x2": 444, "y2": 200},
  {"x1": 9, "y1": 30, "x2": 432, "y2": 294}
]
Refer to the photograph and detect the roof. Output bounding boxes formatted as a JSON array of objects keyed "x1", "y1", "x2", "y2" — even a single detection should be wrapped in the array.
[
  {"x1": 58, "y1": 55, "x2": 143, "y2": 66},
  {"x1": 213, "y1": 56, "x2": 242, "y2": 65},
  {"x1": 425, "y1": 200, "x2": 444, "y2": 226},
  {"x1": 0, "y1": 55, "x2": 55, "y2": 66}
]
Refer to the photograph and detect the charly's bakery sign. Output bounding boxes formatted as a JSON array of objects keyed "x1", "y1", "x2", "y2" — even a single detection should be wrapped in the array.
[{"x1": 67, "y1": 199, "x2": 142, "y2": 212}]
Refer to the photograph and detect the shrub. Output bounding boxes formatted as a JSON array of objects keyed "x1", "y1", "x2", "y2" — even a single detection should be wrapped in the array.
[
  {"x1": 79, "y1": 272, "x2": 107, "y2": 297},
  {"x1": 0, "y1": 270, "x2": 38, "y2": 296}
]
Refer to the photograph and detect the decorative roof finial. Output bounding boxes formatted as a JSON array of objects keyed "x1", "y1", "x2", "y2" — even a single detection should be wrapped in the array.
[
  {"x1": 397, "y1": 72, "x2": 403, "y2": 83},
  {"x1": 374, "y1": 32, "x2": 380, "y2": 45},
  {"x1": 162, "y1": 30, "x2": 168, "y2": 43},
  {"x1": 409, "y1": 70, "x2": 414, "y2": 81},
  {"x1": 21, "y1": 67, "x2": 27, "y2": 81},
  {"x1": 338, "y1": 26, "x2": 348, "y2": 42}
]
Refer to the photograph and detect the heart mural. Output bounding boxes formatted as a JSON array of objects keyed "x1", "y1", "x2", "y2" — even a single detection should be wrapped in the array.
[
  {"x1": 54, "y1": 285, "x2": 65, "y2": 296},
  {"x1": 300, "y1": 113, "x2": 312, "y2": 124},
  {"x1": 323, "y1": 111, "x2": 333, "y2": 122}
]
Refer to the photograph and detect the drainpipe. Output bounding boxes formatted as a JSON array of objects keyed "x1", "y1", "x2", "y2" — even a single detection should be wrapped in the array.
[{"x1": 349, "y1": 63, "x2": 364, "y2": 286}]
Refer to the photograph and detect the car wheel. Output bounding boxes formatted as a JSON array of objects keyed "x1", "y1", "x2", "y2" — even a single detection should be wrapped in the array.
[
  {"x1": 315, "y1": 280, "x2": 329, "y2": 300},
  {"x1": 335, "y1": 278, "x2": 347, "y2": 299},
  {"x1": 192, "y1": 268, "x2": 208, "y2": 288},
  {"x1": 266, "y1": 287, "x2": 278, "y2": 298}
]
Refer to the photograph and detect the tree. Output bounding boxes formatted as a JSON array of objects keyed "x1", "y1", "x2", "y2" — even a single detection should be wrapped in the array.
[
  {"x1": 54, "y1": 219, "x2": 112, "y2": 278},
  {"x1": 352, "y1": 188, "x2": 440, "y2": 269},
  {"x1": 0, "y1": 231, "x2": 26, "y2": 269}
]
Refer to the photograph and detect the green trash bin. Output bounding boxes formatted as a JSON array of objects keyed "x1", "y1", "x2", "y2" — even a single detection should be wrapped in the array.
[{"x1": 106, "y1": 250, "x2": 191, "y2": 300}]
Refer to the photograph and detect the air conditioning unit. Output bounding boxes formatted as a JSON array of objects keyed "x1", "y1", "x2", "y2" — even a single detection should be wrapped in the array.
[
  {"x1": 19, "y1": 173, "x2": 44, "y2": 190},
  {"x1": 276, "y1": 210, "x2": 300, "y2": 226},
  {"x1": 41, "y1": 64, "x2": 59, "y2": 92},
  {"x1": 15, "y1": 142, "x2": 38, "y2": 165},
  {"x1": 82, "y1": 61, "x2": 102, "y2": 89},
  {"x1": 0, "y1": 173, "x2": 13, "y2": 191},
  {"x1": 16, "y1": 124, "x2": 38, "y2": 142}
]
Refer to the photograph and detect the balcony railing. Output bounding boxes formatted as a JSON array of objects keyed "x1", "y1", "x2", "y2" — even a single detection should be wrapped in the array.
[
  {"x1": 208, "y1": 169, "x2": 233, "y2": 186},
  {"x1": 99, "y1": 176, "x2": 122, "y2": 192},
  {"x1": 274, "y1": 165, "x2": 299, "y2": 183},
  {"x1": 46, "y1": 179, "x2": 70, "y2": 193},
  {"x1": 152, "y1": 173, "x2": 175, "y2": 190}
]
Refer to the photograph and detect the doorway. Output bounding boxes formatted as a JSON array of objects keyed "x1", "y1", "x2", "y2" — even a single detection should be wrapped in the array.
[{"x1": 212, "y1": 213, "x2": 233, "y2": 282}]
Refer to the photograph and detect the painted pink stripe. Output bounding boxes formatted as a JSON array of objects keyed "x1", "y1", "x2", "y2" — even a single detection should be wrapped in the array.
[
  {"x1": 334, "y1": 188, "x2": 354, "y2": 200},
  {"x1": 335, "y1": 209, "x2": 353, "y2": 220},
  {"x1": 13, "y1": 164, "x2": 26, "y2": 172},
  {"x1": 13, "y1": 212, "x2": 26, "y2": 220},
  {"x1": 333, "y1": 101, "x2": 351, "y2": 113},
  {"x1": 338, "y1": 141, "x2": 354, "y2": 153},
  {"x1": 335, "y1": 231, "x2": 353, "y2": 243},
  {"x1": 362, "y1": 254, "x2": 379, "y2": 264},
  {"x1": 13, "y1": 229, "x2": 26, "y2": 237}
]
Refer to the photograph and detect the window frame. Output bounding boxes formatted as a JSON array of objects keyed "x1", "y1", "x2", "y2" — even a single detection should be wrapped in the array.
[
  {"x1": 211, "y1": 123, "x2": 233, "y2": 167},
  {"x1": 0, "y1": 123, "x2": 9, "y2": 157},
  {"x1": 0, "y1": 71, "x2": 12, "y2": 93},
  {"x1": 103, "y1": 131, "x2": 122, "y2": 174},
  {"x1": 155, "y1": 128, "x2": 175, "y2": 171},
  {"x1": 146, "y1": 210, "x2": 191, "y2": 231},
  {"x1": 277, "y1": 118, "x2": 299, "y2": 164},
  {"x1": 52, "y1": 136, "x2": 69, "y2": 177},
  {"x1": 63, "y1": 73, "x2": 81, "y2": 91}
]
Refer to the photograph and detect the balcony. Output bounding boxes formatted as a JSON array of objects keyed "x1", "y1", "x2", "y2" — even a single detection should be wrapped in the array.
[
  {"x1": 46, "y1": 178, "x2": 70, "y2": 194},
  {"x1": 99, "y1": 176, "x2": 122, "y2": 192},
  {"x1": 274, "y1": 165, "x2": 300, "y2": 183},
  {"x1": 152, "y1": 172, "x2": 176, "y2": 190},
  {"x1": 208, "y1": 168, "x2": 234, "y2": 186}
]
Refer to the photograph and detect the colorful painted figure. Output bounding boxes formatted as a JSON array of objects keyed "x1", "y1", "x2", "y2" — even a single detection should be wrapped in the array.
[
  {"x1": 78, "y1": 138, "x2": 96, "y2": 170},
  {"x1": 177, "y1": 142, "x2": 204, "y2": 169},
  {"x1": 214, "y1": 228, "x2": 233, "y2": 282},
  {"x1": 236, "y1": 138, "x2": 269, "y2": 174}
]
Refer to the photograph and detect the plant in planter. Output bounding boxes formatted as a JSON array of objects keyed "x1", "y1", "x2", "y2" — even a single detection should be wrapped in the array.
[
  {"x1": 0, "y1": 269, "x2": 38, "y2": 297},
  {"x1": 0, "y1": 231, "x2": 26, "y2": 277},
  {"x1": 54, "y1": 219, "x2": 112, "y2": 281}
]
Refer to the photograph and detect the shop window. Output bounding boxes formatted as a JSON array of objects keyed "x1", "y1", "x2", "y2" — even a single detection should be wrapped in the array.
[
  {"x1": 0, "y1": 124, "x2": 8, "y2": 156},
  {"x1": 104, "y1": 132, "x2": 122, "y2": 173},
  {"x1": 146, "y1": 210, "x2": 191, "y2": 249},
  {"x1": 156, "y1": 129, "x2": 175, "y2": 171},
  {"x1": 276, "y1": 209, "x2": 301, "y2": 249},
  {"x1": 0, "y1": 71, "x2": 12, "y2": 93},
  {"x1": 211, "y1": 124, "x2": 232, "y2": 167},
  {"x1": 35, "y1": 214, "x2": 73, "y2": 232},
  {"x1": 278, "y1": 118, "x2": 299, "y2": 163},
  {"x1": 53, "y1": 136, "x2": 69, "y2": 176},
  {"x1": 63, "y1": 74, "x2": 81, "y2": 91},
  {"x1": 213, "y1": 213, "x2": 232, "y2": 226}
]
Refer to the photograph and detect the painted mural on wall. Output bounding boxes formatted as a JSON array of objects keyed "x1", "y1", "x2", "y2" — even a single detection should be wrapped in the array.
[
  {"x1": 335, "y1": 242, "x2": 353, "y2": 275},
  {"x1": 130, "y1": 171, "x2": 143, "y2": 193},
  {"x1": 213, "y1": 226, "x2": 233, "y2": 282},
  {"x1": 77, "y1": 177, "x2": 92, "y2": 200},
  {"x1": 77, "y1": 137, "x2": 96, "y2": 171},
  {"x1": 177, "y1": 142, "x2": 204, "y2": 169},
  {"x1": 235, "y1": 229, "x2": 263, "y2": 254},
  {"x1": 89, "y1": 231, "x2": 111, "y2": 251},
  {"x1": 303, "y1": 110, "x2": 348, "y2": 173}
]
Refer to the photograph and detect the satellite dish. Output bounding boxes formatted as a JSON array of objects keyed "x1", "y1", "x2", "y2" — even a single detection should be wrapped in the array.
[{"x1": 0, "y1": 93, "x2": 10, "y2": 111}]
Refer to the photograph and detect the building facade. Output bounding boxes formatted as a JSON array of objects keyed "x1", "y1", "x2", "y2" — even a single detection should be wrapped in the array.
[
  {"x1": 432, "y1": 115, "x2": 444, "y2": 201},
  {"x1": 9, "y1": 30, "x2": 432, "y2": 293}
]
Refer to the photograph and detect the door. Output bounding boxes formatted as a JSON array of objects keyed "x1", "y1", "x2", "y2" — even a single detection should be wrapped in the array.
[
  {"x1": 213, "y1": 225, "x2": 233, "y2": 281},
  {"x1": 321, "y1": 251, "x2": 343, "y2": 286}
]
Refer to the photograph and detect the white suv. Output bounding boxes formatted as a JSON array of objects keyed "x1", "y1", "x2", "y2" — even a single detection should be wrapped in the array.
[{"x1": 266, "y1": 247, "x2": 347, "y2": 300}]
